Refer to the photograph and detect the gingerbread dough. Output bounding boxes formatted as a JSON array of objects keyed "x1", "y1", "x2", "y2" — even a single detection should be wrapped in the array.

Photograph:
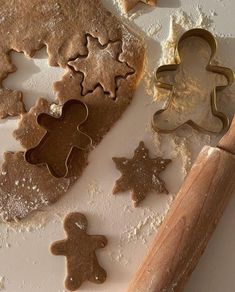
[
  {"x1": 0, "y1": 0, "x2": 123, "y2": 117},
  {"x1": 121, "y1": 0, "x2": 157, "y2": 12},
  {"x1": 68, "y1": 36, "x2": 134, "y2": 98},
  {"x1": 51, "y1": 212, "x2": 107, "y2": 291},
  {"x1": 3, "y1": 0, "x2": 145, "y2": 221},
  {"x1": 0, "y1": 89, "x2": 25, "y2": 118},
  {"x1": 113, "y1": 141, "x2": 171, "y2": 206},
  {"x1": 0, "y1": 152, "x2": 71, "y2": 222},
  {"x1": 25, "y1": 100, "x2": 91, "y2": 178}
]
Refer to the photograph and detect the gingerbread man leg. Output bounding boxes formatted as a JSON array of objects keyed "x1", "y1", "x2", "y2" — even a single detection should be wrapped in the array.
[
  {"x1": 65, "y1": 270, "x2": 82, "y2": 291},
  {"x1": 191, "y1": 108, "x2": 224, "y2": 133},
  {"x1": 88, "y1": 256, "x2": 107, "y2": 284},
  {"x1": 153, "y1": 99, "x2": 224, "y2": 133},
  {"x1": 88, "y1": 235, "x2": 107, "y2": 283},
  {"x1": 153, "y1": 107, "x2": 192, "y2": 132}
]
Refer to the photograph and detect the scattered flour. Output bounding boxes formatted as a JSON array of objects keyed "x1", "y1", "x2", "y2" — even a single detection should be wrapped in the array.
[
  {"x1": 87, "y1": 180, "x2": 103, "y2": 208},
  {"x1": 49, "y1": 103, "x2": 62, "y2": 117},
  {"x1": 109, "y1": 196, "x2": 173, "y2": 266},
  {"x1": 120, "y1": 209, "x2": 165, "y2": 245},
  {"x1": 160, "y1": 6, "x2": 214, "y2": 65},
  {"x1": 145, "y1": 22, "x2": 162, "y2": 38},
  {"x1": 153, "y1": 126, "x2": 213, "y2": 176},
  {"x1": 144, "y1": 6, "x2": 215, "y2": 97}
]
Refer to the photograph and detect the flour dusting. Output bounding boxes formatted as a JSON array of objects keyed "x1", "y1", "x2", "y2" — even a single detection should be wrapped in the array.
[
  {"x1": 159, "y1": 6, "x2": 214, "y2": 66},
  {"x1": 144, "y1": 7, "x2": 215, "y2": 97},
  {"x1": 109, "y1": 196, "x2": 173, "y2": 266}
]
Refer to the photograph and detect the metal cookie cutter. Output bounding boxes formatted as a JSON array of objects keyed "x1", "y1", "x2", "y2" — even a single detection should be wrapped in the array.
[
  {"x1": 25, "y1": 99, "x2": 92, "y2": 178},
  {"x1": 152, "y1": 28, "x2": 235, "y2": 134}
]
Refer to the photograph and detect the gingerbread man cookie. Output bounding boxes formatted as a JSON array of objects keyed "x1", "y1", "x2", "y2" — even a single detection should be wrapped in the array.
[
  {"x1": 25, "y1": 99, "x2": 91, "y2": 178},
  {"x1": 51, "y1": 213, "x2": 107, "y2": 291}
]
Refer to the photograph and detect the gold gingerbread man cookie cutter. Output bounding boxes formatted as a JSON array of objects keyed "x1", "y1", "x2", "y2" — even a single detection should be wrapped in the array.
[
  {"x1": 152, "y1": 28, "x2": 235, "y2": 134},
  {"x1": 25, "y1": 99, "x2": 92, "y2": 178}
]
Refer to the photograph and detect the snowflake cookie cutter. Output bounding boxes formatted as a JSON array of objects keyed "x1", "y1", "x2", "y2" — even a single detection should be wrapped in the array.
[
  {"x1": 25, "y1": 99, "x2": 92, "y2": 178},
  {"x1": 152, "y1": 28, "x2": 235, "y2": 134}
]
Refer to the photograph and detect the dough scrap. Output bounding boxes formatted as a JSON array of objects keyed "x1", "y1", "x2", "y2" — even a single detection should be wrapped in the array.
[
  {"x1": 0, "y1": 0, "x2": 123, "y2": 117},
  {"x1": 13, "y1": 98, "x2": 51, "y2": 150},
  {"x1": 68, "y1": 36, "x2": 134, "y2": 98},
  {"x1": 113, "y1": 141, "x2": 171, "y2": 206},
  {"x1": 0, "y1": 152, "x2": 71, "y2": 222},
  {"x1": 0, "y1": 89, "x2": 25, "y2": 118},
  {"x1": 51, "y1": 212, "x2": 107, "y2": 291},
  {"x1": 121, "y1": 0, "x2": 157, "y2": 12}
]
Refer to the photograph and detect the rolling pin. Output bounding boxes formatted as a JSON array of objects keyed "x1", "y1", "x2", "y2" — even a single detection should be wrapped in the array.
[{"x1": 128, "y1": 116, "x2": 235, "y2": 292}]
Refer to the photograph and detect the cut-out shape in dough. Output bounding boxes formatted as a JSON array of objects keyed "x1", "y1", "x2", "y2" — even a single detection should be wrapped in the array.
[
  {"x1": 0, "y1": 0, "x2": 123, "y2": 117},
  {"x1": 113, "y1": 141, "x2": 171, "y2": 206},
  {"x1": 25, "y1": 99, "x2": 91, "y2": 178},
  {"x1": 8, "y1": 0, "x2": 145, "y2": 221},
  {"x1": 68, "y1": 35, "x2": 134, "y2": 99},
  {"x1": 51, "y1": 212, "x2": 107, "y2": 291}
]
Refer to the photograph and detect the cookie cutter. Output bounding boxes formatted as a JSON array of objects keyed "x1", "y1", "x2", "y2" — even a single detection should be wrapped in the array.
[
  {"x1": 25, "y1": 99, "x2": 92, "y2": 178},
  {"x1": 152, "y1": 28, "x2": 235, "y2": 134}
]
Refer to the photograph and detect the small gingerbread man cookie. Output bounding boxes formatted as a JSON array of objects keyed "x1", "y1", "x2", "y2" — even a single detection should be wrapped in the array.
[
  {"x1": 51, "y1": 212, "x2": 107, "y2": 291},
  {"x1": 153, "y1": 29, "x2": 234, "y2": 134}
]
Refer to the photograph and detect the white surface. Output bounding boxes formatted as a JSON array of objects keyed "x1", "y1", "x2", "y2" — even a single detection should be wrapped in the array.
[{"x1": 0, "y1": 1, "x2": 235, "y2": 291}]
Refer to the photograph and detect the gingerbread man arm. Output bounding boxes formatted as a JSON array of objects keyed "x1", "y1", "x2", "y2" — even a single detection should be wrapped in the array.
[
  {"x1": 207, "y1": 64, "x2": 234, "y2": 132},
  {"x1": 73, "y1": 131, "x2": 92, "y2": 150},
  {"x1": 156, "y1": 64, "x2": 178, "y2": 90},
  {"x1": 207, "y1": 64, "x2": 234, "y2": 88},
  {"x1": 91, "y1": 235, "x2": 108, "y2": 249},
  {"x1": 51, "y1": 240, "x2": 68, "y2": 256},
  {"x1": 37, "y1": 113, "x2": 58, "y2": 131}
]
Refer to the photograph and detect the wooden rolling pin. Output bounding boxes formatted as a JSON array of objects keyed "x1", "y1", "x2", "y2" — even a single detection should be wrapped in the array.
[{"x1": 128, "y1": 116, "x2": 235, "y2": 292}]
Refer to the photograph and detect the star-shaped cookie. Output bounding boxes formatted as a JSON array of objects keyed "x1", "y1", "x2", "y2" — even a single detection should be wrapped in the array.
[
  {"x1": 51, "y1": 213, "x2": 107, "y2": 291},
  {"x1": 68, "y1": 36, "x2": 134, "y2": 99},
  {"x1": 121, "y1": 0, "x2": 157, "y2": 12},
  {"x1": 113, "y1": 141, "x2": 171, "y2": 206}
]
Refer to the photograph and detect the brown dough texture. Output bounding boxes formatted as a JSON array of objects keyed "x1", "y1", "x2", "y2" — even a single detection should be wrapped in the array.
[
  {"x1": 121, "y1": 0, "x2": 157, "y2": 12},
  {"x1": 0, "y1": 152, "x2": 70, "y2": 222},
  {"x1": 0, "y1": 0, "x2": 140, "y2": 117},
  {"x1": 51, "y1": 212, "x2": 107, "y2": 291},
  {"x1": 113, "y1": 141, "x2": 171, "y2": 206},
  {"x1": 68, "y1": 35, "x2": 134, "y2": 98},
  {"x1": 0, "y1": 89, "x2": 25, "y2": 118},
  {"x1": 25, "y1": 100, "x2": 91, "y2": 178},
  {"x1": 0, "y1": 0, "x2": 145, "y2": 221}
]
